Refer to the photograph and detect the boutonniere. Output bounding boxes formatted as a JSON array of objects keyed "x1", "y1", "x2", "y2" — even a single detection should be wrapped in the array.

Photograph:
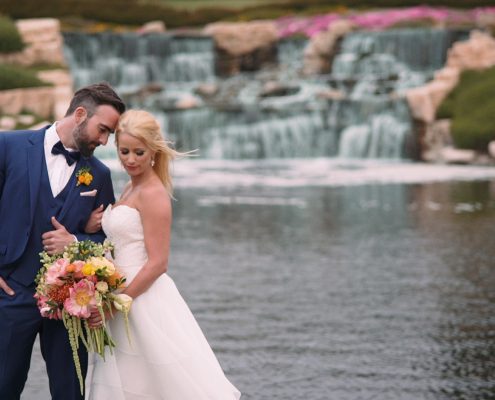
[{"x1": 76, "y1": 167, "x2": 93, "y2": 186}]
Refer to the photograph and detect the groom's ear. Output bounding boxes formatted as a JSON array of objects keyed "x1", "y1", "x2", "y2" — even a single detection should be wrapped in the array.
[{"x1": 74, "y1": 106, "x2": 88, "y2": 124}]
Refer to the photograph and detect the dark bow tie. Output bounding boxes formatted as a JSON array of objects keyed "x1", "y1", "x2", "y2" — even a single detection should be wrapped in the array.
[{"x1": 51, "y1": 141, "x2": 80, "y2": 166}]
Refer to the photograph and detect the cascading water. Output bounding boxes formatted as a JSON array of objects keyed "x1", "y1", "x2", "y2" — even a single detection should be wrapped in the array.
[
  {"x1": 329, "y1": 28, "x2": 468, "y2": 159},
  {"x1": 63, "y1": 32, "x2": 215, "y2": 93},
  {"x1": 62, "y1": 28, "x2": 468, "y2": 160}
]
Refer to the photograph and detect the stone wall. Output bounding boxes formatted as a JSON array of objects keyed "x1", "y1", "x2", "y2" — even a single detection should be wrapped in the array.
[
  {"x1": 0, "y1": 18, "x2": 72, "y2": 121},
  {"x1": 0, "y1": 18, "x2": 66, "y2": 67}
]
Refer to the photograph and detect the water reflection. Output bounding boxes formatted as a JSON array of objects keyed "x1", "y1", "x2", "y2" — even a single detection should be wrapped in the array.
[
  {"x1": 170, "y1": 181, "x2": 495, "y2": 400},
  {"x1": 25, "y1": 180, "x2": 495, "y2": 399}
]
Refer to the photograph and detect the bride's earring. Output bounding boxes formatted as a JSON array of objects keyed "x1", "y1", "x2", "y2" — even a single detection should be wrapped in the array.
[{"x1": 151, "y1": 158, "x2": 155, "y2": 167}]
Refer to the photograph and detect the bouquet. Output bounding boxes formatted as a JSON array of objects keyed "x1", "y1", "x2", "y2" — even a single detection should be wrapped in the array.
[{"x1": 35, "y1": 239, "x2": 132, "y2": 394}]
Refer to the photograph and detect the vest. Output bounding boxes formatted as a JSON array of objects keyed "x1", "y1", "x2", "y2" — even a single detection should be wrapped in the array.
[{"x1": 10, "y1": 153, "x2": 73, "y2": 286}]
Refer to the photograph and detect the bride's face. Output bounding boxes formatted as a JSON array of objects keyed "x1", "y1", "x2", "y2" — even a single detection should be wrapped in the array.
[{"x1": 117, "y1": 132, "x2": 154, "y2": 177}]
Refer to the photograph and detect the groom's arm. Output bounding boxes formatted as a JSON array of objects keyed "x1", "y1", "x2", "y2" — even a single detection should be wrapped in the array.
[
  {"x1": 0, "y1": 133, "x2": 6, "y2": 201},
  {"x1": 0, "y1": 134, "x2": 15, "y2": 295},
  {"x1": 42, "y1": 171, "x2": 115, "y2": 253}
]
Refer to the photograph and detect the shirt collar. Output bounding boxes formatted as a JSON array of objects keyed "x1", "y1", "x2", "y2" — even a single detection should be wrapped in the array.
[{"x1": 44, "y1": 123, "x2": 77, "y2": 151}]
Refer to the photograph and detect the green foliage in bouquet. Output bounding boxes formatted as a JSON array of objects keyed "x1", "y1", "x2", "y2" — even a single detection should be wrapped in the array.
[
  {"x1": 437, "y1": 67, "x2": 495, "y2": 151},
  {"x1": 0, "y1": 14, "x2": 24, "y2": 54}
]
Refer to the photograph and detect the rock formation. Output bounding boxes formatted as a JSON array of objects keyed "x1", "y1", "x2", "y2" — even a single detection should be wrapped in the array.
[
  {"x1": 405, "y1": 30, "x2": 495, "y2": 160},
  {"x1": 203, "y1": 21, "x2": 278, "y2": 76},
  {"x1": 302, "y1": 20, "x2": 355, "y2": 75}
]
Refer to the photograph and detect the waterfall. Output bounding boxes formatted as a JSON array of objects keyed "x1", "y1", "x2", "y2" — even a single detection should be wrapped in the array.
[
  {"x1": 329, "y1": 28, "x2": 468, "y2": 158},
  {"x1": 162, "y1": 108, "x2": 332, "y2": 159},
  {"x1": 62, "y1": 28, "x2": 468, "y2": 160},
  {"x1": 63, "y1": 32, "x2": 215, "y2": 92}
]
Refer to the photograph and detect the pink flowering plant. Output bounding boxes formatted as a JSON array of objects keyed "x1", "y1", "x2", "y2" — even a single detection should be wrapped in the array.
[{"x1": 35, "y1": 239, "x2": 132, "y2": 394}]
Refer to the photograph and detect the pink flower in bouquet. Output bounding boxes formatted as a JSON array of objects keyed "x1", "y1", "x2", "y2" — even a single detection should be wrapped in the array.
[
  {"x1": 64, "y1": 279, "x2": 97, "y2": 318},
  {"x1": 45, "y1": 258, "x2": 70, "y2": 285}
]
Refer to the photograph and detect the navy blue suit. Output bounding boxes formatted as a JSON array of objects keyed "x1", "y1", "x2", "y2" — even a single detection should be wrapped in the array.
[{"x1": 0, "y1": 126, "x2": 115, "y2": 399}]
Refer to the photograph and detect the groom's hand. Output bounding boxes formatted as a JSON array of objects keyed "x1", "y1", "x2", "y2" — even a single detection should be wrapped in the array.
[
  {"x1": 41, "y1": 217, "x2": 76, "y2": 255},
  {"x1": 85, "y1": 204, "x2": 104, "y2": 234},
  {"x1": 0, "y1": 277, "x2": 14, "y2": 296}
]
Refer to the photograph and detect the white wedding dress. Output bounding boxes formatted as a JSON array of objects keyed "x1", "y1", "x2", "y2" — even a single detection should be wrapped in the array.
[{"x1": 85, "y1": 205, "x2": 241, "y2": 399}]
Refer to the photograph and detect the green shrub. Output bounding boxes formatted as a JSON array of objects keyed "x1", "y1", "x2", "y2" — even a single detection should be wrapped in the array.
[
  {"x1": 436, "y1": 95, "x2": 455, "y2": 119},
  {"x1": 0, "y1": 64, "x2": 50, "y2": 90},
  {"x1": 438, "y1": 67, "x2": 495, "y2": 151},
  {"x1": 0, "y1": 14, "x2": 24, "y2": 53}
]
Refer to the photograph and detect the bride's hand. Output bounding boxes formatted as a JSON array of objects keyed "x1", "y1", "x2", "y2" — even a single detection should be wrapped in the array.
[
  {"x1": 85, "y1": 205, "x2": 104, "y2": 234},
  {"x1": 87, "y1": 304, "x2": 116, "y2": 328}
]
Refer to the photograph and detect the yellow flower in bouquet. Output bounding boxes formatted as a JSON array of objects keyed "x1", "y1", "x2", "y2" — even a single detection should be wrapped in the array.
[{"x1": 87, "y1": 256, "x2": 116, "y2": 276}]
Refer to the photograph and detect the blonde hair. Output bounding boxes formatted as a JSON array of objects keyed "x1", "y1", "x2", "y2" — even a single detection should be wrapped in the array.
[{"x1": 115, "y1": 109, "x2": 182, "y2": 195}]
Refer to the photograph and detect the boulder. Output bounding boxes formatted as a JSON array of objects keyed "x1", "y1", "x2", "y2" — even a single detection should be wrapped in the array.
[
  {"x1": 139, "y1": 20, "x2": 166, "y2": 34},
  {"x1": 175, "y1": 94, "x2": 201, "y2": 109},
  {"x1": 447, "y1": 30, "x2": 495, "y2": 71},
  {"x1": 316, "y1": 88, "x2": 346, "y2": 100},
  {"x1": 37, "y1": 69, "x2": 74, "y2": 120},
  {"x1": 17, "y1": 114, "x2": 36, "y2": 126},
  {"x1": 194, "y1": 83, "x2": 219, "y2": 98},
  {"x1": 303, "y1": 20, "x2": 355, "y2": 75},
  {"x1": 406, "y1": 78, "x2": 457, "y2": 123},
  {"x1": 0, "y1": 87, "x2": 55, "y2": 118},
  {"x1": 421, "y1": 119, "x2": 453, "y2": 162},
  {"x1": 439, "y1": 146, "x2": 477, "y2": 164},
  {"x1": 0, "y1": 116, "x2": 16, "y2": 131},
  {"x1": 204, "y1": 21, "x2": 278, "y2": 56},
  {"x1": 204, "y1": 21, "x2": 278, "y2": 76},
  {"x1": 259, "y1": 81, "x2": 299, "y2": 98}
]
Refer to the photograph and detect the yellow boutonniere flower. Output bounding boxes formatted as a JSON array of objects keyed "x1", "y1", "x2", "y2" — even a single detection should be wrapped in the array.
[{"x1": 76, "y1": 167, "x2": 93, "y2": 186}]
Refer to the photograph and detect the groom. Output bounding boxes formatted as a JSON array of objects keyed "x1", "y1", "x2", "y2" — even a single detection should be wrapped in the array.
[{"x1": 0, "y1": 82, "x2": 125, "y2": 400}]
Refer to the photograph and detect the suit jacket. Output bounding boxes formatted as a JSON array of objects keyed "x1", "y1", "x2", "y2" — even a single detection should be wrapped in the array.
[{"x1": 0, "y1": 126, "x2": 115, "y2": 273}]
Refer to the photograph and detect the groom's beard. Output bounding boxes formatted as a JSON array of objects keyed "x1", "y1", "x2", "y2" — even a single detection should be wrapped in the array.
[{"x1": 73, "y1": 120, "x2": 98, "y2": 158}]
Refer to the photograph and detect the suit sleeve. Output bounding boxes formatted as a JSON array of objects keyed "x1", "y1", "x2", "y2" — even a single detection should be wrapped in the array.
[
  {"x1": 0, "y1": 134, "x2": 6, "y2": 202},
  {"x1": 74, "y1": 168, "x2": 115, "y2": 243}
]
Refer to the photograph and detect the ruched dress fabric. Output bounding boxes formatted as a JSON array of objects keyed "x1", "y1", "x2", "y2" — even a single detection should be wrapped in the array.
[{"x1": 85, "y1": 205, "x2": 241, "y2": 400}]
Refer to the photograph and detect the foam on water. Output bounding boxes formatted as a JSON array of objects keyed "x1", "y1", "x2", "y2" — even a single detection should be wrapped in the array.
[{"x1": 104, "y1": 158, "x2": 495, "y2": 188}]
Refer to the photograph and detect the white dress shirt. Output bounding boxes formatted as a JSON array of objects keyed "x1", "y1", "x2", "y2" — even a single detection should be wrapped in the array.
[{"x1": 44, "y1": 124, "x2": 77, "y2": 197}]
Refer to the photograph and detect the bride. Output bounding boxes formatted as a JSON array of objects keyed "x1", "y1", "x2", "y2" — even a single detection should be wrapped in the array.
[{"x1": 84, "y1": 109, "x2": 241, "y2": 399}]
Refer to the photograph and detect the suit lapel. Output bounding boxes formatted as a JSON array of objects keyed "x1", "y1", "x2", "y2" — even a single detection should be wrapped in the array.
[{"x1": 27, "y1": 129, "x2": 46, "y2": 222}]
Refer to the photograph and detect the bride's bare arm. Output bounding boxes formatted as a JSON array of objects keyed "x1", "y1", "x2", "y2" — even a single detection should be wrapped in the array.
[{"x1": 122, "y1": 185, "x2": 171, "y2": 299}]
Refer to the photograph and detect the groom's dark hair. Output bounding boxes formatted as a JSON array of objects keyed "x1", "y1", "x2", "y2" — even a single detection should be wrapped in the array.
[{"x1": 65, "y1": 82, "x2": 126, "y2": 118}]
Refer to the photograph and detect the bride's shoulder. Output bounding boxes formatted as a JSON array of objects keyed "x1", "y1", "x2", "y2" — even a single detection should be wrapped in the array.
[{"x1": 137, "y1": 182, "x2": 171, "y2": 211}]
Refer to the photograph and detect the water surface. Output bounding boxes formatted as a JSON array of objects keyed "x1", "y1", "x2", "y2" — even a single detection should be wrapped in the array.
[{"x1": 24, "y1": 161, "x2": 495, "y2": 399}]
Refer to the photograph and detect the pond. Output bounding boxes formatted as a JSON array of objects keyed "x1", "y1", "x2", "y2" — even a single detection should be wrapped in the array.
[{"x1": 24, "y1": 160, "x2": 495, "y2": 399}]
